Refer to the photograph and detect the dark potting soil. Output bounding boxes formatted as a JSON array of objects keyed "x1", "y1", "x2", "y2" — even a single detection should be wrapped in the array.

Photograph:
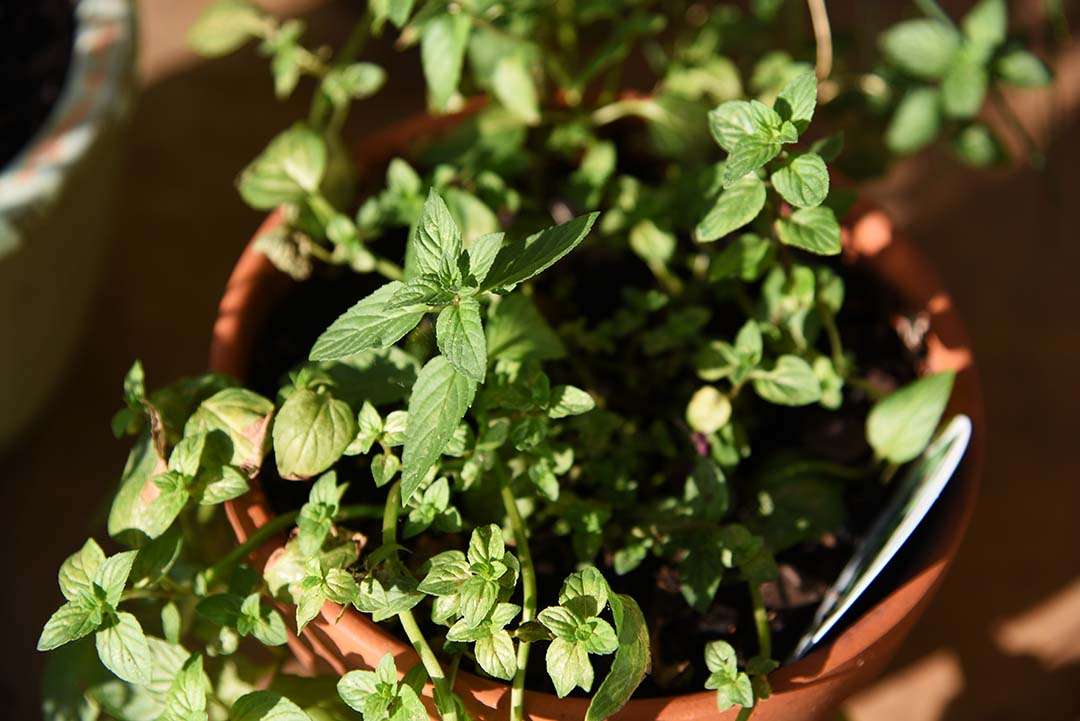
[
  {"x1": 245, "y1": 242, "x2": 927, "y2": 697},
  {"x1": 0, "y1": 0, "x2": 77, "y2": 168}
]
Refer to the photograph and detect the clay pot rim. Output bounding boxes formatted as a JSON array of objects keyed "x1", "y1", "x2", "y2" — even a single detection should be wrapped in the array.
[{"x1": 212, "y1": 111, "x2": 984, "y2": 720}]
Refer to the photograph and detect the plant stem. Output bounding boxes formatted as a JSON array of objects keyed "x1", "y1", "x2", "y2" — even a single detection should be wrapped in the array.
[
  {"x1": 989, "y1": 87, "x2": 1046, "y2": 170},
  {"x1": 383, "y1": 482, "x2": 458, "y2": 721},
  {"x1": 500, "y1": 485, "x2": 537, "y2": 721},
  {"x1": 805, "y1": 0, "x2": 833, "y2": 81},
  {"x1": 309, "y1": 12, "x2": 372, "y2": 128},
  {"x1": 200, "y1": 502, "x2": 383, "y2": 588},
  {"x1": 374, "y1": 256, "x2": 405, "y2": 281},
  {"x1": 913, "y1": 0, "x2": 955, "y2": 28},
  {"x1": 749, "y1": 583, "x2": 771, "y2": 659},
  {"x1": 202, "y1": 510, "x2": 299, "y2": 588},
  {"x1": 819, "y1": 306, "x2": 846, "y2": 374}
]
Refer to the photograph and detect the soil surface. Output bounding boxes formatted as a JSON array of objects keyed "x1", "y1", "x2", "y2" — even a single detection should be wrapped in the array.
[{"x1": 0, "y1": 1, "x2": 76, "y2": 167}]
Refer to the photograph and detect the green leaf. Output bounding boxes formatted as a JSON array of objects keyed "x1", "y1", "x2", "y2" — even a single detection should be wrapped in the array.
[
  {"x1": 708, "y1": 669, "x2": 754, "y2": 711},
  {"x1": 273, "y1": 389, "x2": 357, "y2": 480},
  {"x1": 962, "y1": 0, "x2": 1006, "y2": 50},
  {"x1": 775, "y1": 70, "x2": 817, "y2": 128},
  {"x1": 468, "y1": 524, "x2": 505, "y2": 564},
  {"x1": 995, "y1": 48, "x2": 1052, "y2": 87},
  {"x1": 467, "y1": 232, "x2": 505, "y2": 285},
  {"x1": 886, "y1": 88, "x2": 942, "y2": 155},
  {"x1": 201, "y1": 464, "x2": 251, "y2": 505},
  {"x1": 436, "y1": 298, "x2": 487, "y2": 383},
  {"x1": 481, "y1": 213, "x2": 598, "y2": 292},
  {"x1": 295, "y1": 582, "x2": 326, "y2": 634},
  {"x1": 58, "y1": 539, "x2": 106, "y2": 603},
  {"x1": 485, "y1": 295, "x2": 566, "y2": 361},
  {"x1": 546, "y1": 638, "x2": 593, "y2": 697},
  {"x1": 231, "y1": 691, "x2": 311, "y2": 721},
  {"x1": 941, "y1": 45, "x2": 989, "y2": 118},
  {"x1": 493, "y1": 55, "x2": 540, "y2": 125},
  {"x1": 708, "y1": 233, "x2": 775, "y2": 282},
  {"x1": 752, "y1": 355, "x2": 822, "y2": 405},
  {"x1": 771, "y1": 153, "x2": 829, "y2": 209},
  {"x1": 585, "y1": 593, "x2": 649, "y2": 721},
  {"x1": 880, "y1": 20, "x2": 960, "y2": 80},
  {"x1": 458, "y1": 577, "x2": 499, "y2": 628},
  {"x1": 867, "y1": 371, "x2": 955, "y2": 463},
  {"x1": 144, "y1": 472, "x2": 192, "y2": 539},
  {"x1": 708, "y1": 101, "x2": 756, "y2": 153},
  {"x1": 371, "y1": 452, "x2": 401, "y2": 487},
  {"x1": 723, "y1": 133, "x2": 781, "y2": 187},
  {"x1": 411, "y1": 189, "x2": 462, "y2": 282},
  {"x1": 419, "y1": 551, "x2": 472, "y2": 596},
  {"x1": 237, "y1": 124, "x2": 327, "y2": 210},
  {"x1": 952, "y1": 123, "x2": 1004, "y2": 167},
  {"x1": 548, "y1": 385, "x2": 595, "y2": 419},
  {"x1": 629, "y1": 220, "x2": 675, "y2": 267},
  {"x1": 160, "y1": 654, "x2": 208, "y2": 721},
  {"x1": 685, "y1": 457, "x2": 729, "y2": 521},
  {"x1": 694, "y1": 175, "x2": 766, "y2": 243},
  {"x1": 686, "y1": 386, "x2": 732, "y2": 433},
  {"x1": 400, "y1": 356, "x2": 477, "y2": 503},
  {"x1": 421, "y1": 13, "x2": 471, "y2": 112},
  {"x1": 475, "y1": 631, "x2": 517, "y2": 680},
  {"x1": 161, "y1": 602, "x2": 182, "y2": 644},
  {"x1": 188, "y1": 0, "x2": 265, "y2": 57},
  {"x1": 373, "y1": 0, "x2": 416, "y2": 28},
  {"x1": 185, "y1": 388, "x2": 275, "y2": 473},
  {"x1": 321, "y1": 63, "x2": 386, "y2": 106},
  {"x1": 94, "y1": 551, "x2": 138, "y2": 608},
  {"x1": 309, "y1": 282, "x2": 428, "y2": 360},
  {"x1": 559, "y1": 567, "x2": 610, "y2": 613},
  {"x1": 196, "y1": 593, "x2": 242, "y2": 632},
  {"x1": 239, "y1": 594, "x2": 289, "y2": 647},
  {"x1": 774, "y1": 206, "x2": 841, "y2": 255},
  {"x1": 705, "y1": 639, "x2": 737, "y2": 675},
  {"x1": 95, "y1": 612, "x2": 152, "y2": 686},
  {"x1": 38, "y1": 602, "x2": 102, "y2": 651}
]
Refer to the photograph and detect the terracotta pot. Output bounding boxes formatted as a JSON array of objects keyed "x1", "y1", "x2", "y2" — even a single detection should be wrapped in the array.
[
  {"x1": 0, "y1": 0, "x2": 136, "y2": 451},
  {"x1": 211, "y1": 112, "x2": 984, "y2": 721}
]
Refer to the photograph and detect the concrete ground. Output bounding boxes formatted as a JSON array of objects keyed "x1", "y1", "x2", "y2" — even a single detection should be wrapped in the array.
[{"x1": 3, "y1": 1, "x2": 1078, "y2": 719}]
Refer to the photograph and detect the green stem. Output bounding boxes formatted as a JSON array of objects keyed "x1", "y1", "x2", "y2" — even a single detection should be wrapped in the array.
[
  {"x1": 847, "y1": 376, "x2": 884, "y2": 401},
  {"x1": 500, "y1": 485, "x2": 537, "y2": 721},
  {"x1": 749, "y1": 583, "x2": 771, "y2": 659},
  {"x1": 989, "y1": 87, "x2": 1046, "y2": 170},
  {"x1": 819, "y1": 306, "x2": 846, "y2": 375},
  {"x1": 383, "y1": 483, "x2": 458, "y2": 721},
  {"x1": 201, "y1": 503, "x2": 383, "y2": 589},
  {"x1": 374, "y1": 256, "x2": 405, "y2": 281},
  {"x1": 202, "y1": 510, "x2": 299, "y2": 588},
  {"x1": 913, "y1": 0, "x2": 955, "y2": 28},
  {"x1": 307, "y1": 191, "x2": 404, "y2": 281},
  {"x1": 805, "y1": 0, "x2": 833, "y2": 81},
  {"x1": 309, "y1": 12, "x2": 372, "y2": 128}
]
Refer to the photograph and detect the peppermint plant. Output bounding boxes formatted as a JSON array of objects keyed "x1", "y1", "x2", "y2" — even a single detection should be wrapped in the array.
[{"x1": 37, "y1": 2, "x2": 1053, "y2": 721}]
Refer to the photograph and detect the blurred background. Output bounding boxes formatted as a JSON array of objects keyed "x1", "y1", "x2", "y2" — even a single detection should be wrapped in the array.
[{"x1": 2, "y1": 0, "x2": 1078, "y2": 719}]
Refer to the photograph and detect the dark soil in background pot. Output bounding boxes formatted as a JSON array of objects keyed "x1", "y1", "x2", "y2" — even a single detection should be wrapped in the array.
[
  {"x1": 243, "y1": 250, "x2": 925, "y2": 698},
  {"x1": 0, "y1": 0, "x2": 77, "y2": 167}
]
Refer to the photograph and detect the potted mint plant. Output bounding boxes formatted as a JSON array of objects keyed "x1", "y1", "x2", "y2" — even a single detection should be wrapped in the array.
[{"x1": 38, "y1": 1, "x2": 1048, "y2": 720}]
